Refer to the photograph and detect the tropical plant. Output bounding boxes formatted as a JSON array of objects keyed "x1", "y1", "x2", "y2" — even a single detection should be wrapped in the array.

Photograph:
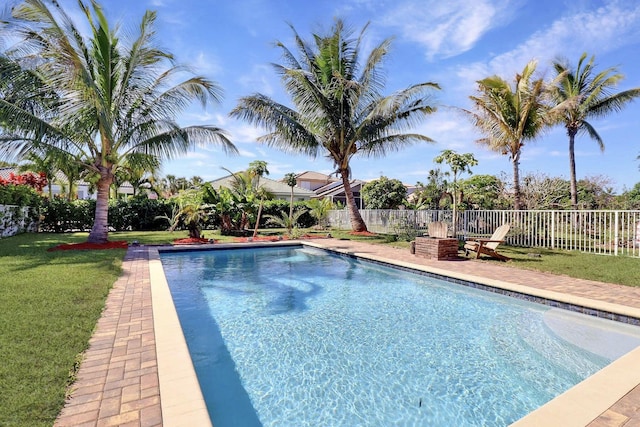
[
  {"x1": 0, "y1": 0, "x2": 235, "y2": 243},
  {"x1": 158, "y1": 189, "x2": 206, "y2": 238},
  {"x1": 17, "y1": 151, "x2": 58, "y2": 198},
  {"x1": 551, "y1": 53, "x2": 640, "y2": 208},
  {"x1": 361, "y1": 176, "x2": 407, "y2": 209},
  {"x1": 462, "y1": 60, "x2": 562, "y2": 210},
  {"x1": 202, "y1": 183, "x2": 248, "y2": 234},
  {"x1": 306, "y1": 197, "x2": 334, "y2": 229},
  {"x1": 284, "y1": 172, "x2": 298, "y2": 233},
  {"x1": 231, "y1": 19, "x2": 440, "y2": 232},
  {"x1": 264, "y1": 208, "x2": 307, "y2": 236},
  {"x1": 409, "y1": 169, "x2": 448, "y2": 210},
  {"x1": 112, "y1": 153, "x2": 161, "y2": 197},
  {"x1": 433, "y1": 150, "x2": 477, "y2": 231},
  {"x1": 247, "y1": 160, "x2": 270, "y2": 237},
  {"x1": 204, "y1": 164, "x2": 275, "y2": 235}
]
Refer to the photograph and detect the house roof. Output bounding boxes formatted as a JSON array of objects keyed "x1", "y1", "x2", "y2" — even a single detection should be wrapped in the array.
[
  {"x1": 296, "y1": 171, "x2": 338, "y2": 182},
  {"x1": 209, "y1": 174, "x2": 316, "y2": 198},
  {"x1": 314, "y1": 179, "x2": 364, "y2": 198}
]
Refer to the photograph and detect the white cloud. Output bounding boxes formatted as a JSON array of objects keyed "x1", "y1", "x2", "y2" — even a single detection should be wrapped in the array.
[
  {"x1": 237, "y1": 64, "x2": 276, "y2": 96},
  {"x1": 461, "y1": 2, "x2": 640, "y2": 82},
  {"x1": 182, "y1": 151, "x2": 209, "y2": 160},
  {"x1": 190, "y1": 51, "x2": 222, "y2": 77},
  {"x1": 380, "y1": 0, "x2": 516, "y2": 59},
  {"x1": 237, "y1": 148, "x2": 258, "y2": 158}
]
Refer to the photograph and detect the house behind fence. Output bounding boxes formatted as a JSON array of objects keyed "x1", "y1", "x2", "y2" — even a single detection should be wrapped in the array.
[{"x1": 327, "y1": 209, "x2": 640, "y2": 258}]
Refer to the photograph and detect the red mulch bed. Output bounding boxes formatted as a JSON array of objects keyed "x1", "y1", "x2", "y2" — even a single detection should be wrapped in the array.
[
  {"x1": 232, "y1": 234, "x2": 328, "y2": 243},
  {"x1": 173, "y1": 237, "x2": 212, "y2": 245},
  {"x1": 48, "y1": 240, "x2": 129, "y2": 251}
]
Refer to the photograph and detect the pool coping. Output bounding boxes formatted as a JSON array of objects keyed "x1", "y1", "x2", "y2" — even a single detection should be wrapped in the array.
[{"x1": 151, "y1": 241, "x2": 640, "y2": 426}]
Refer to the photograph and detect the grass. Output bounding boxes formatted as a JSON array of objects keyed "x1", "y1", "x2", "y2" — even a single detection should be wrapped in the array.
[
  {"x1": 378, "y1": 237, "x2": 640, "y2": 287},
  {"x1": 1, "y1": 228, "x2": 638, "y2": 425},
  {"x1": 0, "y1": 233, "x2": 125, "y2": 427},
  {"x1": 495, "y1": 245, "x2": 640, "y2": 287}
]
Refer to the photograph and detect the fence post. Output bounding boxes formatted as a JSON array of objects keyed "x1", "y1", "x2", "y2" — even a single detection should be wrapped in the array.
[
  {"x1": 614, "y1": 211, "x2": 619, "y2": 256},
  {"x1": 551, "y1": 212, "x2": 555, "y2": 249}
]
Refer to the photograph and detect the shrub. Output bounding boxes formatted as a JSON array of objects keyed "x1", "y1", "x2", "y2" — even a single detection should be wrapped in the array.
[
  {"x1": 0, "y1": 182, "x2": 42, "y2": 207},
  {"x1": 261, "y1": 200, "x2": 315, "y2": 228},
  {"x1": 40, "y1": 197, "x2": 177, "y2": 232}
]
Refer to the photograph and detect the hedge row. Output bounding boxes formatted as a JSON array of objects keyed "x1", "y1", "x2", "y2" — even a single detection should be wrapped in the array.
[
  {"x1": 0, "y1": 184, "x2": 42, "y2": 208},
  {"x1": 40, "y1": 197, "x2": 175, "y2": 232},
  {"x1": 39, "y1": 197, "x2": 316, "y2": 232}
]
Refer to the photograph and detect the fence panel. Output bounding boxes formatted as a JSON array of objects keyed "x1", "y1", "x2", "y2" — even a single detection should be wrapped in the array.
[{"x1": 327, "y1": 209, "x2": 640, "y2": 257}]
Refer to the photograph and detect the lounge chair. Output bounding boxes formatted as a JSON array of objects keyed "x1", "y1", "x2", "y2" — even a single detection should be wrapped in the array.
[
  {"x1": 427, "y1": 221, "x2": 449, "y2": 238},
  {"x1": 464, "y1": 224, "x2": 511, "y2": 261}
]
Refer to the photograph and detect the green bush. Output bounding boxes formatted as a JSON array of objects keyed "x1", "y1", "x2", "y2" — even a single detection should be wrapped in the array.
[
  {"x1": 0, "y1": 184, "x2": 42, "y2": 207},
  {"x1": 261, "y1": 200, "x2": 315, "y2": 228},
  {"x1": 108, "y1": 196, "x2": 176, "y2": 231},
  {"x1": 40, "y1": 198, "x2": 95, "y2": 232},
  {"x1": 40, "y1": 197, "x2": 177, "y2": 232}
]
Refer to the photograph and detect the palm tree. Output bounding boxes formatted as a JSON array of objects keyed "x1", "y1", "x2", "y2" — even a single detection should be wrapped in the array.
[
  {"x1": 463, "y1": 60, "x2": 559, "y2": 210},
  {"x1": 551, "y1": 53, "x2": 640, "y2": 208},
  {"x1": 0, "y1": 0, "x2": 236, "y2": 243},
  {"x1": 247, "y1": 160, "x2": 270, "y2": 237},
  {"x1": 56, "y1": 153, "x2": 84, "y2": 201},
  {"x1": 284, "y1": 172, "x2": 298, "y2": 233},
  {"x1": 114, "y1": 154, "x2": 161, "y2": 197},
  {"x1": 231, "y1": 19, "x2": 439, "y2": 232},
  {"x1": 17, "y1": 151, "x2": 58, "y2": 198},
  {"x1": 306, "y1": 197, "x2": 334, "y2": 229}
]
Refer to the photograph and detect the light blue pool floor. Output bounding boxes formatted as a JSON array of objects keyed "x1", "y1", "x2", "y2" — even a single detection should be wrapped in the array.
[{"x1": 160, "y1": 246, "x2": 640, "y2": 427}]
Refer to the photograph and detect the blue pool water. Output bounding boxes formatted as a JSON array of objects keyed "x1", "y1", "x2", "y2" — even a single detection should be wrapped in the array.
[{"x1": 160, "y1": 246, "x2": 640, "y2": 426}]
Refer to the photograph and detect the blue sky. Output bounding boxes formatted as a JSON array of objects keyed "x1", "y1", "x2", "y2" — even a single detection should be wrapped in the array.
[{"x1": 66, "y1": 0, "x2": 640, "y2": 191}]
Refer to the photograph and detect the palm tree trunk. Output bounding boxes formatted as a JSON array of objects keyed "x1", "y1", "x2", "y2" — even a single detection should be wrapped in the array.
[
  {"x1": 87, "y1": 167, "x2": 114, "y2": 243},
  {"x1": 253, "y1": 198, "x2": 264, "y2": 238},
  {"x1": 289, "y1": 187, "x2": 294, "y2": 233},
  {"x1": 512, "y1": 152, "x2": 523, "y2": 210},
  {"x1": 568, "y1": 129, "x2": 578, "y2": 209},
  {"x1": 341, "y1": 171, "x2": 368, "y2": 232}
]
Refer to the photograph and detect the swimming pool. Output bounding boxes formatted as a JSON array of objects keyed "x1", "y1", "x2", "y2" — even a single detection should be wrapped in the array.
[{"x1": 159, "y1": 245, "x2": 640, "y2": 426}]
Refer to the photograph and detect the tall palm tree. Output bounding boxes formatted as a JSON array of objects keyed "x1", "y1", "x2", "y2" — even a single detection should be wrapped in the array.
[
  {"x1": 284, "y1": 172, "x2": 298, "y2": 233},
  {"x1": 246, "y1": 160, "x2": 270, "y2": 237},
  {"x1": 463, "y1": 60, "x2": 560, "y2": 210},
  {"x1": 231, "y1": 19, "x2": 439, "y2": 232},
  {"x1": 0, "y1": 0, "x2": 236, "y2": 243},
  {"x1": 551, "y1": 53, "x2": 640, "y2": 208}
]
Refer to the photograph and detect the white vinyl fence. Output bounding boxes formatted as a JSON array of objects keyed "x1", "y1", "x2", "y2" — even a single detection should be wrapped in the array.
[
  {"x1": 327, "y1": 209, "x2": 640, "y2": 257},
  {"x1": 0, "y1": 204, "x2": 38, "y2": 238}
]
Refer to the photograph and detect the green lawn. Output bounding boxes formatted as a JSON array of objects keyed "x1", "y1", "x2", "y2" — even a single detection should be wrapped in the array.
[
  {"x1": 0, "y1": 233, "x2": 125, "y2": 427},
  {"x1": 495, "y1": 245, "x2": 640, "y2": 287},
  {"x1": 0, "y1": 229, "x2": 638, "y2": 426},
  {"x1": 382, "y1": 238, "x2": 640, "y2": 287}
]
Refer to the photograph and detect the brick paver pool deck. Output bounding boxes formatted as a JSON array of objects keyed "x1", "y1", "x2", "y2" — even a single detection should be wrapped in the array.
[{"x1": 54, "y1": 239, "x2": 640, "y2": 426}]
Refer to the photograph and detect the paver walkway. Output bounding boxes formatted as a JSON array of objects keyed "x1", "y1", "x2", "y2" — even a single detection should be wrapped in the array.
[
  {"x1": 54, "y1": 239, "x2": 640, "y2": 426},
  {"x1": 55, "y1": 246, "x2": 161, "y2": 427}
]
